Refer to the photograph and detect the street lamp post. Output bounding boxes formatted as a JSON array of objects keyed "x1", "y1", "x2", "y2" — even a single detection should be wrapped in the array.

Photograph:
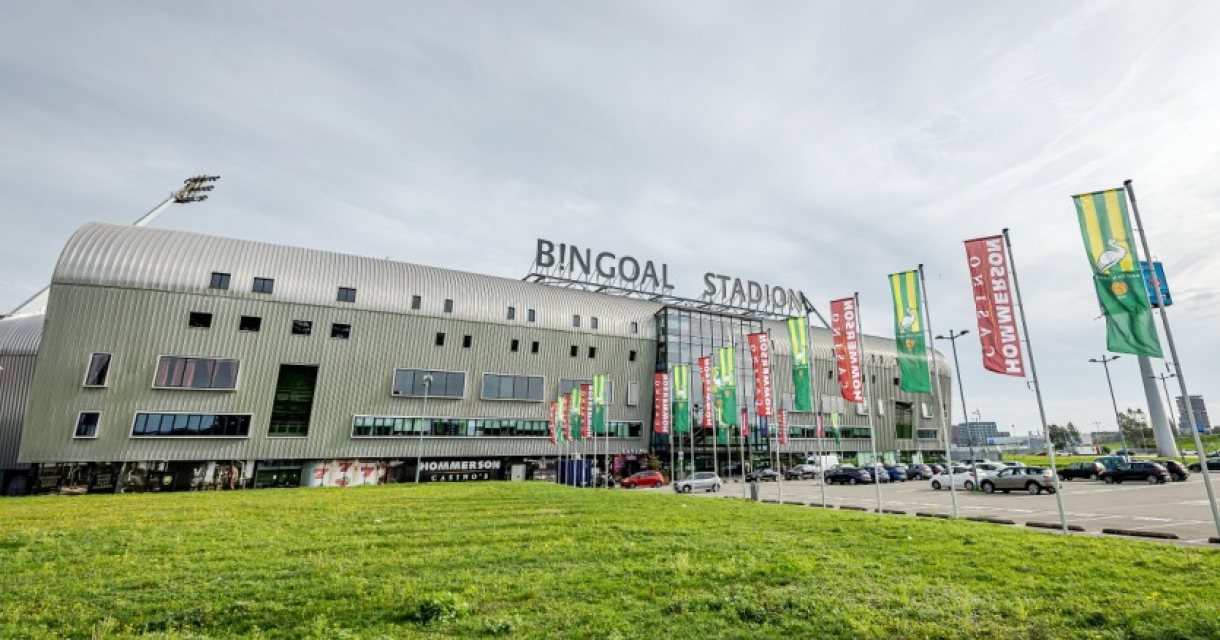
[
  {"x1": 1089, "y1": 356, "x2": 1130, "y2": 460},
  {"x1": 1151, "y1": 371, "x2": 1179, "y2": 435},
  {"x1": 414, "y1": 375, "x2": 433, "y2": 483},
  {"x1": 935, "y1": 329, "x2": 979, "y2": 491}
]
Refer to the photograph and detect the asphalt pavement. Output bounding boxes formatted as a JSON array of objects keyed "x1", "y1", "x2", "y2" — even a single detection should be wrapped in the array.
[{"x1": 652, "y1": 475, "x2": 1220, "y2": 547}]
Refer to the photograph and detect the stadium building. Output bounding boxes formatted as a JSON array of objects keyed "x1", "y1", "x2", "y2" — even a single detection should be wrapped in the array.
[{"x1": 0, "y1": 222, "x2": 951, "y2": 494}]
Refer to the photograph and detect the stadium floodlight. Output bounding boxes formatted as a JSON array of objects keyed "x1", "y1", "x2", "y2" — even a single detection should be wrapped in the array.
[{"x1": 173, "y1": 175, "x2": 222, "y2": 204}]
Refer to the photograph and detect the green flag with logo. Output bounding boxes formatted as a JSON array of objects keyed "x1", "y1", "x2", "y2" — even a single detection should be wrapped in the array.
[
  {"x1": 888, "y1": 271, "x2": 932, "y2": 393},
  {"x1": 568, "y1": 387, "x2": 582, "y2": 441},
  {"x1": 1072, "y1": 189, "x2": 1162, "y2": 357},
  {"x1": 556, "y1": 394, "x2": 567, "y2": 444},
  {"x1": 712, "y1": 365, "x2": 729, "y2": 444},
  {"x1": 591, "y1": 374, "x2": 608, "y2": 435},
  {"x1": 829, "y1": 412, "x2": 842, "y2": 444},
  {"x1": 671, "y1": 365, "x2": 691, "y2": 433},
  {"x1": 716, "y1": 346, "x2": 738, "y2": 427},
  {"x1": 786, "y1": 316, "x2": 813, "y2": 411}
]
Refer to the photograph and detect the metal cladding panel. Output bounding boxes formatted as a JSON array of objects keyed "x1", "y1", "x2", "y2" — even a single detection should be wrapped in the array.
[
  {"x1": 21, "y1": 282, "x2": 657, "y2": 464},
  {"x1": 0, "y1": 355, "x2": 36, "y2": 470},
  {"x1": 0, "y1": 315, "x2": 44, "y2": 356},
  {"x1": 52, "y1": 223, "x2": 663, "y2": 340}
]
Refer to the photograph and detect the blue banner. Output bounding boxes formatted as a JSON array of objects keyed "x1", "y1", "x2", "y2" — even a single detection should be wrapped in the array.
[{"x1": 1140, "y1": 261, "x2": 1172, "y2": 307}]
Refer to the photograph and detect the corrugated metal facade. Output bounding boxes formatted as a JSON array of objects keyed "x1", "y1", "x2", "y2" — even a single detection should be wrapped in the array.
[{"x1": 0, "y1": 315, "x2": 43, "y2": 476}]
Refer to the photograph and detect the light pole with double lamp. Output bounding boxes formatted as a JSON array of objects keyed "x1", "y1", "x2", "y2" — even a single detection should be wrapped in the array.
[
  {"x1": 1089, "y1": 356, "x2": 1130, "y2": 460},
  {"x1": 935, "y1": 329, "x2": 979, "y2": 490},
  {"x1": 1150, "y1": 370, "x2": 1178, "y2": 435},
  {"x1": 414, "y1": 374, "x2": 433, "y2": 483}
]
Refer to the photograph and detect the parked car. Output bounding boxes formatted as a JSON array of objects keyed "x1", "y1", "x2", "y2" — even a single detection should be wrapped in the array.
[
  {"x1": 825, "y1": 466, "x2": 873, "y2": 485},
  {"x1": 1000, "y1": 461, "x2": 1027, "y2": 468},
  {"x1": 928, "y1": 464, "x2": 946, "y2": 475},
  {"x1": 783, "y1": 464, "x2": 820, "y2": 480},
  {"x1": 981, "y1": 467, "x2": 1057, "y2": 495},
  {"x1": 863, "y1": 464, "x2": 892, "y2": 483},
  {"x1": 930, "y1": 467, "x2": 976, "y2": 491},
  {"x1": 1155, "y1": 460, "x2": 1190, "y2": 482},
  {"x1": 969, "y1": 462, "x2": 1007, "y2": 480},
  {"x1": 1058, "y1": 461, "x2": 1105, "y2": 481},
  {"x1": 620, "y1": 470, "x2": 666, "y2": 488},
  {"x1": 1100, "y1": 462, "x2": 1169, "y2": 485},
  {"x1": 883, "y1": 465, "x2": 908, "y2": 482},
  {"x1": 746, "y1": 468, "x2": 782, "y2": 482},
  {"x1": 673, "y1": 471, "x2": 721, "y2": 494},
  {"x1": 1188, "y1": 458, "x2": 1220, "y2": 472},
  {"x1": 908, "y1": 464, "x2": 935, "y2": 480}
]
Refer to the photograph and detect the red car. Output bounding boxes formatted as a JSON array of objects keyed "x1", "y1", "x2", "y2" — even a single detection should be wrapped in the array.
[{"x1": 620, "y1": 470, "x2": 666, "y2": 488}]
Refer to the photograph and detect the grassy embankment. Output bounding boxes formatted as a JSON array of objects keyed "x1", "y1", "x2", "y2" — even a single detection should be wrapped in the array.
[{"x1": 2, "y1": 483, "x2": 1218, "y2": 639}]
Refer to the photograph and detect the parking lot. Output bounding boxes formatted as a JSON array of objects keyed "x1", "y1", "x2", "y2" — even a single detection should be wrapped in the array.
[{"x1": 654, "y1": 476, "x2": 1220, "y2": 546}]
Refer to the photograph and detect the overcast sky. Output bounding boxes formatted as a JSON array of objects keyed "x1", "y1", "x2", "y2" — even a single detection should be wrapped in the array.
[{"x1": 4, "y1": 1, "x2": 1219, "y2": 437}]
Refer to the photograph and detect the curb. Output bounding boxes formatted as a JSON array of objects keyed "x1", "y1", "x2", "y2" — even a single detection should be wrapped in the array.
[
  {"x1": 877, "y1": 509, "x2": 907, "y2": 515},
  {"x1": 1102, "y1": 528, "x2": 1180, "y2": 540},
  {"x1": 1026, "y1": 521, "x2": 1086, "y2": 532},
  {"x1": 967, "y1": 516, "x2": 1016, "y2": 525},
  {"x1": 1210, "y1": 537, "x2": 1220, "y2": 544},
  {"x1": 916, "y1": 512, "x2": 950, "y2": 519},
  {"x1": 839, "y1": 505, "x2": 868, "y2": 512},
  {"x1": 808, "y1": 503, "x2": 835, "y2": 509}
]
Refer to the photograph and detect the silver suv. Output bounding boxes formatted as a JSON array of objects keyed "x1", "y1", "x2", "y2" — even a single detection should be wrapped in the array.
[
  {"x1": 673, "y1": 471, "x2": 722, "y2": 494},
  {"x1": 981, "y1": 467, "x2": 1057, "y2": 495}
]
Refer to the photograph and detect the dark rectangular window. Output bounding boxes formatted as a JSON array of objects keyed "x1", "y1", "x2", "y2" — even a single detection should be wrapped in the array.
[
  {"x1": 507, "y1": 306, "x2": 516, "y2": 320},
  {"x1": 75, "y1": 412, "x2": 100, "y2": 438},
  {"x1": 569, "y1": 345, "x2": 579, "y2": 357},
  {"x1": 462, "y1": 335, "x2": 472, "y2": 348},
  {"x1": 630, "y1": 321, "x2": 639, "y2": 334},
  {"x1": 481, "y1": 373, "x2": 545, "y2": 402},
  {"x1": 591, "y1": 317, "x2": 599, "y2": 330},
  {"x1": 252, "y1": 277, "x2": 275, "y2": 294},
  {"x1": 209, "y1": 272, "x2": 231, "y2": 290},
  {"x1": 239, "y1": 316, "x2": 261, "y2": 332},
  {"x1": 84, "y1": 353, "x2": 111, "y2": 387},
  {"x1": 629, "y1": 350, "x2": 637, "y2": 362},
  {"x1": 391, "y1": 369, "x2": 466, "y2": 398},
  {"x1": 530, "y1": 341, "x2": 539, "y2": 354},
  {"x1": 331, "y1": 323, "x2": 351, "y2": 339},
  {"x1": 527, "y1": 309, "x2": 536, "y2": 322},
  {"x1": 435, "y1": 332, "x2": 445, "y2": 346},
  {"x1": 444, "y1": 299, "x2": 454, "y2": 313},
  {"x1": 411, "y1": 295, "x2": 422, "y2": 310},
  {"x1": 269, "y1": 365, "x2": 318, "y2": 437},
  {"x1": 154, "y1": 356, "x2": 240, "y2": 390},
  {"x1": 588, "y1": 346, "x2": 597, "y2": 359},
  {"x1": 893, "y1": 377, "x2": 901, "y2": 386},
  {"x1": 510, "y1": 339, "x2": 519, "y2": 353},
  {"x1": 188, "y1": 312, "x2": 213, "y2": 328},
  {"x1": 132, "y1": 412, "x2": 251, "y2": 437},
  {"x1": 291, "y1": 320, "x2": 312, "y2": 336},
  {"x1": 573, "y1": 315, "x2": 581, "y2": 328},
  {"x1": 337, "y1": 287, "x2": 357, "y2": 303}
]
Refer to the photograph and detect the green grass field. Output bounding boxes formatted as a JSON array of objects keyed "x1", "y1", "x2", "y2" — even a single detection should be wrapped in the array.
[{"x1": 2, "y1": 483, "x2": 1218, "y2": 639}]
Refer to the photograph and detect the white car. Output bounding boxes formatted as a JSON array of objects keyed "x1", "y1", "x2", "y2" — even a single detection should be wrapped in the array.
[
  {"x1": 968, "y1": 462, "x2": 1007, "y2": 480},
  {"x1": 673, "y1": 471, "x2": 722, "y2": 494},
  {"x1": 930, "y1": 466, "x2": 977, "y2": 491}
]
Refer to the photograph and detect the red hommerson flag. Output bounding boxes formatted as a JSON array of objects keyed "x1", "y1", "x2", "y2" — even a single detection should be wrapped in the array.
[
  {"x1": 580, "y1": 384, "x2": 593, "y2": 438},
  {"x1": 698, "y1": 356, "x2": 714, "y2": 427},
  {"x1": 778, "y1": 409, "x2": 788, "y2": 445},
  {"x1": 653, "y1": 371, "x2": 671, "y2": 434},
  {"x1": 747, "y1": 332, "x2": 773, "y2": 417},
  {"x1": 548, "y1": 400, "x2": 558, "y2": 444},
  {"x1": 964, "y1": 236, "x2": 1026, "y2": 377},
  {"x1": 740, "y1": 408, "x2": 749, "y2": 438},
  {"x1": 830, "y1": 297, "x2": 864, "y2": 403}
]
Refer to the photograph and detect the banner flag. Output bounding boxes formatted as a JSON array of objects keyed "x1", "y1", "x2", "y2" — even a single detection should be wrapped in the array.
[
  {"x1": 591, "y1": 374, "x2": 608, "y2": 435},
  {"x1": 815, "y1": 411, "x2": 824, "y2": 439},
  {"x1": 711, "y1": 365, "x2": 729, "y2": 444},
  {"x1": 785, "y1": 317, "x2": 813, "y2": 411},
  {"x1": 888, "y1": 272, "x2": 933, "y2": 393},
  {"x1": 717, "y1": 346, "x2": 739, "y2": 426},
  {"x1": 579, "y1": 384, "x2": 593, "y2": 438},
  {"x1": 569, "y1": 388, "x2": 583, "y2": 441},
  {"x1": 698, "y1": 356, "x2": 714, "y2": 428},
  {"x1": 548, "y1": 400, "x2": 558, "y2": 444},
  {"x1": 556, "y1": 394, "x2": 567, "y2": 444},
  {"x1": 672, "y1": 364, "x2": 691, "y2": 433},
  {"x1": 653, "y1": 372, "x2": 672, "y2": 434},
  {"x1": 1072, "y1": 189, "x2": 1163, "y2": 357},
  {"x1": 747, "y1": 332, "x2": 773, "y2": 417},
  {"x1": 740, "y1": 408, "x2": 749, "y2": 438},
  {"x1": 778, "y1": 409, "x2": 788, "y2": 445},
  {"x1": 829, "y1": 298, "x2": 864, "y2": 402},
  {"x1": 964, "y1": 236, "x2": 1026, "y2": 376},
  {"x1": 1140, "y1": 261, "x2": 1172, "y2": 308}
]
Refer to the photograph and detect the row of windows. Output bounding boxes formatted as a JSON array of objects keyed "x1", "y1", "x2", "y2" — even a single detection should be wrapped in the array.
[
  {"x1": 189, "y1": 312, "x2": 351, "y2": 339},
  {"x1": 154, "y1": 357, "x2": 239, "y2": 390},
  {"x1": 432, "y1": 331, "x2": 635, "y2": 361},
  {"x1": 782, "y1": 425, "x2": 938, "y2": 440},
  {"x1": 351, "y1": 416, "x2": 644, "y2": 438},
  {"x1": 131, "y1": 413, "x2": 252, "y2": 437},
  {"x1": 481, "y1": 374, "x2": 545, "y2": 402}
]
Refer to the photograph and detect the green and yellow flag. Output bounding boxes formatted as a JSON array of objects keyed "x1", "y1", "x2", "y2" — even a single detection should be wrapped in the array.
[
  {"x1": 786, "y1": 316, "x2": 813, "y2": 412},
  {"x1": 888, "y1": 271, "x2": 932, "y2": 394},
  {"x1": 716, "y1": 346, "x2": 738, "y2": 426},
  {"x1": 712, "y1": 365, "x2": 729, "y2": 444},
  {"x1": 591, "y1": 374, "x2": 608, "y2": 435},
  {"x1": 556, "y1": 394, "x2": 567, "y2": 444},
  {"x1": 568, "y1": 387, "x2": 582, "y2": 441},
  {"x1": 671, "y1": 365, "x2": 691, "y2": 433},
  {"x1": 1072, "y1": 189, "x2": 1162, "y2": 357}
]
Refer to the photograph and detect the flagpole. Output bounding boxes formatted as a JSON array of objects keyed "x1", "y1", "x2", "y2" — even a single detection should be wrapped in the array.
[
  {"x1": 916, "y1": 267, "x2": 959, "y2": 519},
  {"x1": 687, "y1": 366, "x2": 695, "y2": 481},
  {"x1": 668, "y1": 373, "x2": 676, "y2": 487},
  {"x1": 768, "y1": 331, "x2": 783, "y2": 505},
  {"x1": 854, "y1": 292, "x2": 884, "y2": 513},
  {"x1": 1003, "y1": 229, "x2": 1069, "y2": 533},
  {"x1": 805, "y1": 309, "x2": 829, "y2": 508},
  {"x1": 1124, "y1": 181, "x2": 1220, "y2": 537},
  {"x1": 605, "y1": 377, "x2": 611, "y2": 490}
]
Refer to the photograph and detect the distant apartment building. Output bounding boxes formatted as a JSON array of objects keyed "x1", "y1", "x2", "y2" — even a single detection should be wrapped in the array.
[{"x1": 951, "y1": 421, "x2": 1010, "y2": 447}]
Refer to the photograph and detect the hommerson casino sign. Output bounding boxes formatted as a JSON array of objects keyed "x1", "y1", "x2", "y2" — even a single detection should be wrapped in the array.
[{"x1": 532, "y1": 238, "x2": 809, "y2": 316}]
